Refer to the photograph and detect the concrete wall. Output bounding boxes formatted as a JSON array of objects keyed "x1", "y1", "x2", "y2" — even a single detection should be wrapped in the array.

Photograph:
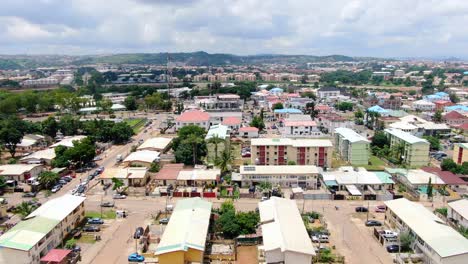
[
  {"x1": 265, "y1": 248, "x2": 284, "y2": 264},
  {"x1": 285, "y1": 251, "x2": 313, "y2": 264},
  {"x1": 0, "y1": 248, "x2": 32, "y2": 264}
]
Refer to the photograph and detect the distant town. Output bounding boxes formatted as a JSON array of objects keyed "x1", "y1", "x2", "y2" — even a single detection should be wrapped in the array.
[{"x1": 0, "y1": 52, "x2": 468, "y2": 264}]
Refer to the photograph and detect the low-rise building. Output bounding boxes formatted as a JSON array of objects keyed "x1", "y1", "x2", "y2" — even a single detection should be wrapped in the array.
[
  {"x1": 0, "y1": 195, "x2": 86, "y2": 264},
  {"x1": 384, "y1": 128, "x2": 430, "y2": 167},
  {"x1": 251, "y1": 138, "x2": 333, "y2": 167},
  {"x1": 281, "y1": 115, "x2": 322, "y2": 137},
  {"x1": 334, "y1": 128, "x2": 370, "y2": 165},
  {"x1": 259, "y1": 197, "x2": 315, "y2": 264},
  {"x1": 176, "y1": 169, "x2": 221, "y2": 187},
  {"x1": 453, "y1": 143, "x2": 468, "y2": 165},
  {"x1": 238, "y1": 127, "x2": 259, "y2": 138},
  {"x1": 317, "y1": 87, "x2": 341, "y2": 99},
  {"x1": 155, "y1": 198, "x2": 212, "y2": 264},
  {"x1": 444, "y1": 111, "x2": 468, "y2": 126},
  {"x1": 50, "y1": 136, "x2": 87, "y2": 148},
  {"x1": 317, "y1": 113, "x2": 354, "y2": 133},
  {"x1": 154, "y1": 163, "x2": 185, "y2": 186},
  {"x1": 122, "y1": 150, "x2": 160, "y2": 167},
  {"x1": 412, "y1": 100, "x2": 436, "y2": 111},
  {"x1": 20, "y1": 148, "x2": 56, "y2": 165},
  {"x1": 447, "y1": 199, "x2": 468, "y2": 229},
  {"x1": 221, "y1": 116, "x2": 242, "y2": 131},
  {"x1": 0, "y1": 164, "x2": 44, "y2": 182},
  {"x1": 239, "y1": 165, "x2": 320, "y2": 189},
  {"x1": 176, "y1": 110, "x2": 210, "y2": 131},
  {"x1": 385, "y1": 198, "x2": 468, "y2": 264},
  {"x1": 322, "y1": 167, "x2": 394, "y2": 194},
  {"x1": 99, "y1": 167, "x2": 149, "y2": 187},
  {"x1": 16, "y1": 134, "x2": 46, "y2": 153},
  {"x1": 273, "y1": 108, "x2": 303, "y2": 119},
  {"x1": 137, "y1": 137, "x2": 173, "y2": 153}
]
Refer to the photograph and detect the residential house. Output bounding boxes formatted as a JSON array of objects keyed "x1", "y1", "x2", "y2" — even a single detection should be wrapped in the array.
[
  {"x1": 443, "y1": 111, "x2": 468, "y2": 126},
  {"x1": 99, "y1": 167, "x2": 149, "y2": 187},
  {"x1": 317, "y1": 113, "x2": 353, "y2": 133},
  {"x1": 322, "y1": 167, "x2": 395, "y2": 194},
  {"x1": 412, "y1": 100, "x2": 436, "y2": 112},
  {"x1": 0, "y1": 164, "x2": 44, "y2": 182},
  {"x1": 434, "y1": 100, "x2": 454, "y2": 111},
  {"x1": 238, "y1": 127, "x2": 259, "y2": 138},
  {"x1": 384, "y1": 128, "x2": 430, "y2": 167},
  {"x1": 176, "y1": 110, "x2": 210, "y2": 130},
  {"x1": 17, "y1": 134, "x2": 46, "y2": 153},
  {"x1": 251, "y1": 138, "x2": 333, "y2": 167},
  {"x1": 122, "y1": 150, "x2": 160, "y2": 167},
  {"x1": 334, "y1": 128, "x2": 370, "y2": 165},
  {"x1": 273, "y1": 108, "x2": 302, "y2": 119},
  {"x1": 176, "y1": 168, "x2": 221, "y2": 187},
  {"x1": 221, "y1": 116, "x2": 242, "y2": 131},
  {"x1": 20, "y1": 148, "x2": 56, "y2": 165},
  {"x1": 137, "y1": 137, "x2": 173, "y2": 153},
  {"x1": 281, "y1": 115, "x2": 322, "y2": 137},
  {"x1": 154, "y1": 163, "x2": 185, "y2": 186},
  {"x1": 317, "y1": 87, "x2": 340, "y2": 99},
  {"x1": 239, "y1": 165, "x2": 320, "y2": 189}
]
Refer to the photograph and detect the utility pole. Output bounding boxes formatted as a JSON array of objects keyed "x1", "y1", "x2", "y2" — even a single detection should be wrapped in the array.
[{"x1": 366, "y1": 200, "x2": 370, "y2": 221}]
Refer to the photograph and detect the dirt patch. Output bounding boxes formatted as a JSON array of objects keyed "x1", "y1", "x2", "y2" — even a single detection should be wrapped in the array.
[{"x1": 236, "y1": 245, "x2": 258, "y2": 264}]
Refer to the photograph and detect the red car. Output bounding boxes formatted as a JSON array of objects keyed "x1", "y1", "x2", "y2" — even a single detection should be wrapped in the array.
[{"x1": 375, "y1": 205, "x2": 386, "y2": 213}]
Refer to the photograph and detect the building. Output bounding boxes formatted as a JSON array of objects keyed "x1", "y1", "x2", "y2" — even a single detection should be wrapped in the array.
[
  {"x1": 155, "y1": 198, "x2": 212, "y2": 264},
  {"x1": 443, "y1": 111, "x2": 468, "y2": 126},
  {"x1": 122, "y1": 150, "x2": 160, "y2": 167},
  {"x1": 99, "y1": 167, "x2": 149, "y2": 187},
  {"x1": 17, "y1": 134, "x2": 46, "y2": 153},
  {"x1": 20, "y1": 148, "x2": 56, "y2": 165},
  {"x1": 176, "y1": 110, "x2": 210, "y2": 130},
  {"x1": 50, "y1": 136, "x2": 87, "y2": 148},
  {"x1": 322, "y1": 167, "x2": 394, "y2": 194},
  {"x1": 239, "y1": 165, "x2": 319, "y2": 189},
  {"x1": 238, "y1": 127, "x2": 259, "y2": 138},
  {"x1": 334, "y1": 128, "x2": 370, "y2": 165},
  {"x1": 176, "y1": 169, "x2": 221, "y2": 187},
  {"x1": 317, "y1": 87, "x2": 340, "y2": 99},
  {"x1": 385, "y1": 198, "x2": 468, "y2": 264},
  {"x1": 453, "y1": 143, "x2": 468, "y2": 165},
  {"x1": 221, "y1": 116, "x2": 242, "y2": 131},
  {"x1": 412, "y1": 100, "x2": 436, "y2": 111},
  {"x1": 154, "y1": 163, "x2": 185, "y2": 186},
  {"x1": 281, "y1": 115, "x2": 322, "y2": 137},
  {"x1": 0, "y1": 195, "x2": 86, "y2": 264},
  {"x1": 0, "y1": 164, "x2": 44, "y2": 182},
  {"x1": 317, "y1": 113, "x2": 354, "y2": 132},
  {"x1": 434, "y1": 100, "x2": 454, "y2": 111},
  {"x1": 384, "y1": 128, "x2": 430, "y2": 167},
  {"x1": 448, "y1": 199, "x2": 468, "y2": 229},
  {"x1": 101, "y1": 92, "x2": 129, "y2": 104},
  {"x1": 251, "y1": 138, "x2": 333, "y2": 167},
  {"x1": 137, "y1": 137, "x2": 173, "y2": 153},
  {"x1": 273, "y1": 108, "x2": 303, "y2": 119},
  {"x1": 258, "y1": 197, "x2": 315, "y2": 264}
]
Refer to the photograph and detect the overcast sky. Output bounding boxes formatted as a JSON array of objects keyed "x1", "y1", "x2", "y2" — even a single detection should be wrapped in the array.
[{"x1": 1, "y1": 0, "x2": 468, "y2": 58}]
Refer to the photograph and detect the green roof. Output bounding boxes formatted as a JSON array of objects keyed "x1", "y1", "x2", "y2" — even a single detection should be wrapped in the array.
[
  {"x1": 373, "y1": 172, "x2": 395, "y2": 184},
  {"x1": 385, "y1": 167, "x2": 408, "y2": 175}
]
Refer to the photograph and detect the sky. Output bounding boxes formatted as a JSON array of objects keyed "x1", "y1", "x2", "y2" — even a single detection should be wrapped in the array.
[{"x1": 1, "y1": 0, "x2": 468, "y2": 58}]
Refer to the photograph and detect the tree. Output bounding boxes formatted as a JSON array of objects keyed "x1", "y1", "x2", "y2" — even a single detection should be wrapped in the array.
[
  {"x1": 449, "y1": 93, "x2": 460, "y2": 103},
  {"x1": 441, "y1": 159, "x2": 458, "y2": 172},
  {"x1": 216, "y1": 147, "x2": 233, "y2": 174},
  {"x1": 287, "y1": 161, "x2": 297, "y2": 165},
  {"x1": 109, "y1": 122, "x2": 134, "y2": 144},
  {"x1": 98, "y1": 99, "x2": 113, "y2": 113},
  {"x1": 124, "y1": 96, "x2": 138, "y2": 111},
  {"x1": 65, "y1": 239, "x2": 77, "y2": 249},
  {"x1": 184, "y1": 134, "x2": 204, "y2": 165},
  {"x1": 38, "y1": 171, "x2": 60, "y2": 189},
  {"x1": 0, "y1": 127, "x2": 22, "y2": 158},
  {"x1": 258, "y1": 181, "x2": 272, "y2": 192},
  {"x1": 433, "y1": 110, "x2": 443, "y2": 123},
  {"x1": 235, "y1": 212, "x2": 260, "y2": 235},
  {"x1": 427, "y1": 177, "x2": 433, "y2": 199},
  {"x1": 52, "y1": 137, "x2": 96, "y2": 168},
  {"x1": 250, "y1": 116, "x2": 265, "y2": 131},
  {"x1": 371, "y1": 131, "x2": 389, "y2": 148},
  {"x1": 336, "y1": 102, "x2": 353, "y2": 112},
  {"x1": 272, "y1": 102, "x2": 284, "y2": 110},
  {"x1": 423, "y1": 136, "x2": 440, "y2": 150},
  {"x1": 149, "y1": 162, "x2": 160, "y2": 173},
  {"x1": 0, "y1": 176, "x2": 6, "y2": 190},
  {"x1": 14, "y1": 201, "x2": 35, "y2": 219},
  {"x1": 112, "y1": 177, "x2": 125, "y2": 193},
  {"x1": 207, "y1": 135, "x2": 224, "y2": 162},
  {"x1": 41, "y1": 116, "x2": 58, "y2": 138},
  {"x1": 399, "y1": 232, "x2": 415, "y2": 252}
]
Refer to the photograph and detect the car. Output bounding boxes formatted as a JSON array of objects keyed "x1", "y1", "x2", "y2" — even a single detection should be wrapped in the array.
[
  {"x1": 91, "y1": 171, "x2": 99, "y2": 177},
  {"x1": 87, "y1": 175, "x2": 95, "y2": 181},
  {"x1": 72, "y1": 245, "x2": 81, "y2": 252},
  {"x1": 365, "y1": 220, "x2": 382, "y2": 226},
  {"x1": 381, "y1": 230, "x2": 398, "y2": 239},
  {"x1": 58, "y1": 179, "x2": 67, "y2": 185},
  {"x1": 22, "y1": 192, "x2": 37, "y2": 198},
  {"x1": 82, "y1": 226, "x2": 100, "y2": 232},
  {"x1": 138, "y1": 139, "x2": 144, "y2": 144},
  {"x1": 103, "y1": 183, "x2": 111, "y2": 190},
  {"x1": 134, "y1": 227, "x2": 144, "y2": 239},
  {"x1": 355, "y1": 206, "x2": 368, "y2": 212},
  {"x1": 386, "y1": 244, "x2": 400, "y2": 253},
  {"x1": 70, "y1": 228, "x2": 82, "y2": 239},
  {"x1": 241, "y1": 152, "x2": 251, "y2": 158},
  {"x1": 312, "y1": 234, "x2": 329, "y2": 243},
  {"x1": 315, "y1": 245, "x2": 330, "y2": 253},
  {"x1": 87, "y1": 218, "x2": 104, "y2": 225},
  {"x1": 261, "y1": 196, "x2": 269, "y2": 202},
  {"x1": 113, "y1": 194, "x2": 127, "y2": 199},
  {"x1": 27, "y1": 200, "x2": 42, "y2": 207},
  {"x1": 96, "y1": 166, "x2": 105, "y2": 174},
  {"x1": 100, "y1": 201, "x2": 115, "y2": 207},
  {"x1": 159, "y1": 218, "x2": 170, "y2": 224},
  {"x1": 51, "y1": 186, "x2": 61, "y2": 193},
  {"x1": 76, "y1": 167, "x2": 87, "y2": 173},
  {"x1": 62, "y1": 176, "x2": 73, "y2": 182},
  {"x1": 93, "y1": 156, "x2": 102, "y2": 161},
  {"x1": 6, "y1": 205, "x2": 16, "y2": 212},
  {"x1": 128, "y1": 253, "x2": 145, "y2": 262}
]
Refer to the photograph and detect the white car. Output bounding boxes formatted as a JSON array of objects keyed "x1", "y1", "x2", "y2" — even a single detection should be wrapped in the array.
[
  {"x1": 51, "y1": 186, "x2": 61, "y2": 193},
  {"x1": 381, "y1": 230, "x2": 398, "y2": 238},
  {"x1": 113, "y1": 194, "x2": 127, "y2": 199},
  {"x1": 312, "y1": 234, "x2": 329, "y2": 243}
]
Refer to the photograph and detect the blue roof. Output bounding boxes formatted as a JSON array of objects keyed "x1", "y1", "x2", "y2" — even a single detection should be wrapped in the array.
[
  {"x1": 426, "y1": 95, "x2": 442, "y2": 99},
  {"x1": 464, "y1": 71, "x2": 468, "y2": 75},
  {"x1": 434, "y1": 92, "x2": 448, "y2": 97},
  {"x1": 445, "y1": 105, "x2": 468, "y2": 112},
  {"x1": 269, "y1": 87, "x2": 284, "y2": 93},
  {"x1": 367, "y1": 105, "x2": 389, "y2": 113},
  {"x1": 274, "y1": 108, "x2": 302, "y2": 114}
]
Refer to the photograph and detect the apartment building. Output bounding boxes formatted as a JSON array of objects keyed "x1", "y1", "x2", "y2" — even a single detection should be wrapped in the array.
[
  {"x1": 385, "y1": 198, "x2": 468, "y2": 264},
  {"x1": 453, "y1": 143, "x2": 468, "y2": 165},
  {"x1": 317, "y1": 87, "x2": 341, "y2": 99},
  {"x1": 281, "y1": 115, "x2": 322, "y2": 137},
  {"x1": 412, "y1": 100, "x2": 435, "y2": 111},
  {"x1": 334, "y1": 128, "x2": 370, "y2": 165},
  {"x1": 251, "y1": 138, "x2": 333, "y2": 167},
  {"x1": 239, "y1": 165, "x2": 320, "y2": 189},
  {"x1": 0, "y1": 195, "x2": 86, "y2": 264},
  {"x1": 447, "y1": 199, "x2": 468, "y2": 229},
  {"x1": 384, "y1": 128, "x2": 430, "y2": 167}
]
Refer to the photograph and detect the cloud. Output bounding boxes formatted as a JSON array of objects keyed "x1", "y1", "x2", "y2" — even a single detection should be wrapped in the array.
[{"x1": 0, "y1": 0, "x2": 467, "y2": 57}]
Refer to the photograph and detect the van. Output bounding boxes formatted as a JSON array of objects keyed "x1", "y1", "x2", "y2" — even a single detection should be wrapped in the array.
[{"x1": 116, "y1": 155, "x2": 123, "y2": 162}]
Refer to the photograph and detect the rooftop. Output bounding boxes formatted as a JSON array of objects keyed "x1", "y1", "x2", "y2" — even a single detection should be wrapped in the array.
[
  {"x1": 155, "y1": 198, "x2": 212, "y2": 255},
  {"x1": 240, "y1": 165, "x2": 319, "y2": 175},
  {"x1": 176, "y1": 110, "x2": 210, "y2": 122},
  {"x1": 205, "y1": 124, "x2": 230, "y2": 140},
  {"x1": 177, "y1": 169, "x2": 221, "y2": 181},
  {"x1": 0, "y1": 164, "x2": 42, "y2": 176},
  {"x1": 50, "y1": 135, "x2": 87, "y2": 148},
  {"x1": 239, "y1": 126, "x2": 259, "y2": 132},
  {"x1": 273, "y1": 108, "x2": 303, "y2": 114},
  {"x1": 335, "y1": 128, "x2": 369, "y2": 143},
  {"x1": 221, "y1": 116, "x2": 242, "y2": 126},
  {"x1": 384, "y1": 128, "x2": 429, "y2": 144},
  {"x1": 123, "y1": 150, "x2": 160, "y2": 164},
  {"x1": 137, "y1": 137, "x2": 173, "y2": 151},
  {"x1": 385, "y1": 198, "x2": 468, "y2": 258},
  {"x1": 154, "y1": 163, "x2": 185, "y2": 180},
  {"x1": 448, "y1": 199, "x2": 468, "y2": 223},
  {"x1": 251, "y1": 138, "x2": 333, "y2": 147},
  {"x1": 20, "y1": 148, "x2": 56, "y2": 161}
]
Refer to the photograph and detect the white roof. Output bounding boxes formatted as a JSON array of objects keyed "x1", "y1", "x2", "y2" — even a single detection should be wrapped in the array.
[
  {"x1": 123, "y1": 150, "x2": 160, "y2": 164},
  {"x1": 259, "y1": 197, "x2": 315, "y2": 256},
  {"x1": 177, "y1": 169, "x2": 220, "y2": 181},
  {"x1": 240, "y1": 165, "x2": 319, "y2": 175},
  {"x1": 385, "y1": 198, "x2": 468, "y2": 258},
  {"x1": 335, "y1": 128, "x2": 370, "y2": 143},
  {"x1": 0, "y1": 164, "x2": 42, "y2": 176},
  {"x1": 26, "y1": 194, "x2": 85, "y2": 221},
  {"x1": 99, "y1": 167, "x2": 148, "y2": 179},
  {"x1": 155, "y1": 198, "x2": 212, "y2": 255},
  {"x1": 345, "y1": 185, "x2": 362, "y2": 195},
  {"x1": 50, "y1": 136, "x2": 87, "y2": 148},
  {"x1": 20, "y1": 148, "x2": 56, "y2": 161},
  {"x1": 384, "y1": 128, "x2": 429, "y2": 144},
  {"x1": 448, "y1": 199, "x2": 468, "y2": 221},
  {"x1": 205, "y1": 124, "x2": 230, "y2": 140},
  {"x1": 413, "y1": 100, "x2": 435, "y2": 106},
  {"x1": 389, "y1": 122, "x2": 417, "y2": 130},
  {"x1": 322, "y1": 170, "x2": 383, "y2": 185},
  {"x1": 137, "y1": 137, "x2": 173, "y2": 151},
  {"x1": 251, "y1": 138, "x2": 333, "y2": 147},
  {"x1": 401, "y1": 169, "x2": 444, "y2": 185}
]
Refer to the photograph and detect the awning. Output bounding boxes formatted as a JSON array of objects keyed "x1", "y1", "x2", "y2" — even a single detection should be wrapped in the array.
[
  {"x1": 345, "y1": 185, "x2": 362, "y2": 196},
  {"x1": 40, "y1": 249, "x2": 71, "y2": 263},
  {"x1": 324, "y1": 180, "x2": 338, "y2": 187}
]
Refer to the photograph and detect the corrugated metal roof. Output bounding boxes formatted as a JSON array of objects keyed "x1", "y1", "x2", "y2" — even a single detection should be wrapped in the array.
[
  {"x1": 335, "y1": 128, "x2": 369, "y2": 143},
  {"x1": 384, "y1": 128, "x2": 429, "y2": 144},
  {"x1": 137, "y1": 137, "x2": 172, "y2": 151}
]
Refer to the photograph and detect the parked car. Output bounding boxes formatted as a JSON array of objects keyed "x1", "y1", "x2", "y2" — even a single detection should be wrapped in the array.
[
  {"x1": 51, "y1": 185, "x2": 61, "y2": 193},
  {"x1": 83, "y1": 226, "x2": 100, "y2": 232},
  {"x1": 355, "y1": 206, "x2": 368, "y2": 212},
  {"x1": 365, "y1": 220, "x2": 382, "y2": 227},
  {"x1": 133, "y1": 227, "x2": 144, "y2": 239},
  {"x1": 62, "y1": 176, "x2": 73, "y2": 182},
  {"x1": 241, "y1": 152, "x2": 251, "y2": 158},
  {"x1": 113, "y1": 194, "x2": 127, "y2": 199},
  {"x1": 58, "y1": 179, "x2": 67, "y2": 185},
  {"x1": 97, "y1": 166, "x2": 105, "y2": 174},
  {"x1": 386, "y1": 244, "x2": 400, "y2": 253},
  {"x1": 381, "y1": 230, "x2": 398, "y2": 239},
  {"x1": 312, "y1": 234, "x2": 329, "y2": 243},
  {"x1": 70, "y1": 228, "x2": 82, "y2": 239},
  {"x1": 87, "y1": 218, "x2": 104, "y2": 225},
  {"x1": 22, "y1": 192, "x2": 37, "y2": 198},
  {"x1": 128, "y1": 253, "x2": 145, "y2": 262},
  {"x1": 159, "y1": 218, "x2": 170, "y2": 224},
  {"x1": 375, "y1": 205, "x2": 386, "y2": 213},
  {"x1": 72, "y1": 245, "x2": 81, "y2": 253},
  {"x1": 100, "y1": 201, "x2": 115, "y2": 207}
]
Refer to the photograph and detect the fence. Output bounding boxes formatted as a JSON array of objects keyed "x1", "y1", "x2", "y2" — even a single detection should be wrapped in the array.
[{"x1": 303, "y1": 193, "x2": 333, "y2": 200}]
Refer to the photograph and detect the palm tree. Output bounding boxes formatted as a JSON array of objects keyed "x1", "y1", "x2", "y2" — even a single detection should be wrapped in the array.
[
  {"x1": 216, "y1": 147, "x2": 234, "y2": 174},
  {"x1": 207, "y1": 135, "x2": 224, "y2": 162},
  {"x1": 184, "y1": 134, "x2": 203, "y2": 165},
  {"x1": 38, "y1": 171, "x2": 59, "y2": 189},
  {"x1": 14, "y1": 202, "x2": 34, "y2": 219},
  {"x1": 390, "y1": 142, "x2": 406, "y2": 164}
]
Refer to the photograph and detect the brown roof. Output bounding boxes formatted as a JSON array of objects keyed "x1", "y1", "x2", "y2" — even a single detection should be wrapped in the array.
[
  {"x1": 421, "y1": 167, "x2": 467, "y2": 185},
  {"x1": 444, "y1": 111, "x2": 467, "y2": 120},
  {"x1": 154, "y1": 163, "x2": 185, "y2": 180},
  {"x1": 176, "y1": 110, "x2": 210, "y2": 122}
]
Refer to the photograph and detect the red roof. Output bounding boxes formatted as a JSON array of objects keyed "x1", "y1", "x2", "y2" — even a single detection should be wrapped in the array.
[
  {"x1": 176, "y1": 110, "x2": 210, "y2": 122},
  {"x1": 434, "y1": 100, "x2": 452, "y2": 105},
  {"x1": 455, "y1": 123, "x2": 468, "y2": 131},
  {"x1": 239, "y1": 127, "x2": 259, "y2": 132},
  {"x1": 421, "y1": 167, "x2": 467, "y2": 185},
  {"x1": 222, "y1": 117, "x2": 241, "y2": 126},
  {"x1": 40, "y1": 249, "x2": 71, "y2": 263},
  {"x1": 154, "y1": 164, "x2": 185, "y2": 180},
  {"x1": 444, "y1": 111, "x2": 467, "y2": 120}
]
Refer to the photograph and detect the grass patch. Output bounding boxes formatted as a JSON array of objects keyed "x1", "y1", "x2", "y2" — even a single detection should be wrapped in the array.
[
  {"x1": 77, "y1": 234, "x2": 97, "y2": 244},
  {"x1": 362, "y1": 155, "x2": 386, "y2": 170},
  {"x1": 124, "y1": 118, "x2": 146, "y2": 133},
  {"x1": 85, "y1": 210, "x2": 116, "y2": 219}
]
